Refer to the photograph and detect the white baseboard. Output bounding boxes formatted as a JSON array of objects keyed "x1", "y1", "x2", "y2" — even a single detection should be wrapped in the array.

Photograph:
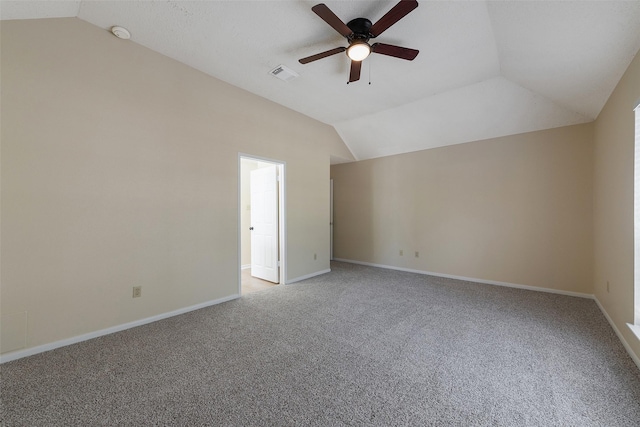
[
  {"x1": 628, "y1": 323, "x2": 640, "y2": 342},
  {"x1": 333, "y1": 258, "x2": 593, "y2": 299},
  {"x1": 0, "y1": 294, "x2": 240, "y2": 364},
  {"x1": 593, "y1": 297, "x2": 640, "y2": 371},
  {"x1": 241, "y1": 264, "x2": 251, "y2": 270},
  {"x1": 287, "y1": 268, "x2": 331, "y2": 284}
]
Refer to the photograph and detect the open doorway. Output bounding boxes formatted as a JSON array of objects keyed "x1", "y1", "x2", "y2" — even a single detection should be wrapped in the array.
[{"x1": 239, "y1": 155, "x2": 286, "y2": 295}]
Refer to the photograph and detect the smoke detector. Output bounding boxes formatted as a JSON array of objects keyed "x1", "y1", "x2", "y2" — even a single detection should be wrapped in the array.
[
  {"x1": 111, "y1": 26, "x2": 131, "y2": 40},
  {"x1": 269, "y1": 65, "x2": 299, "y2": 82}
]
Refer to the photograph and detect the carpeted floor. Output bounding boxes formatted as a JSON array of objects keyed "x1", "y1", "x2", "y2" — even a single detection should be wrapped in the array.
[{"x1": 2, "y1": 261, "x2": 640, "y2": 426}]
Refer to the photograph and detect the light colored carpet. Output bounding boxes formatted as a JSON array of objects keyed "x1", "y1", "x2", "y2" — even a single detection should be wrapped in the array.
[{"x1": 1, "y1": 261, "x2": 640, "y2": 426}]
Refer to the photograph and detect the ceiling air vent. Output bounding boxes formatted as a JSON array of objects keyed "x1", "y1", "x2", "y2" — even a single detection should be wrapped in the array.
[{"x1": 269, "y1": 65, "x2": 299, "y2": 82}]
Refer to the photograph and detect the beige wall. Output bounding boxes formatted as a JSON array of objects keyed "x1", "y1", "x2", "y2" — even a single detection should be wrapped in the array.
[
  {"x1": 4, "y1": 16, "x2": 638, "y2": 364},
  {"x1": 593, "y1": 48, "x2": 640, "y2": 360},
  {"x1": 0, "y1": 18, "x2": 354, "y2": 354},
  {"x1": 332, "y1": 124, "x2": 594, "y2": 294}
]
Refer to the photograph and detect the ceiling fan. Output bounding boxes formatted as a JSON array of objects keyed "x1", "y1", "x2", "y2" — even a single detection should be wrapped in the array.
[{"x1": 299, "y1": 0, "x2": 420, "y2": 83}]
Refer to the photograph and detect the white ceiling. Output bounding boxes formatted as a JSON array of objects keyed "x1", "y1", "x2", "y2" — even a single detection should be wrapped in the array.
[{"x1": 3, "y1": 1, "x2": 640, "y2": 161}]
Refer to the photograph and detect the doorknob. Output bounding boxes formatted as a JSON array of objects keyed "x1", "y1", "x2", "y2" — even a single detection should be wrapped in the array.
[{"x1": 249, "y1": 227, "x2": 254, "y2": 230}]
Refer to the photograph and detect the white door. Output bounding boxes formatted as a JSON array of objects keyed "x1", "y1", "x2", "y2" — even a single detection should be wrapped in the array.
[{"x1": 250, "y1": 165, "x2": 279, "y2": 283}]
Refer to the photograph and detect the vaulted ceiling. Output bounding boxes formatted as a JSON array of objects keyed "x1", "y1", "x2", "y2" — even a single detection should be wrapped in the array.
[{"x1": 3, "y1": 1, "x2": 640, "y2": 161}]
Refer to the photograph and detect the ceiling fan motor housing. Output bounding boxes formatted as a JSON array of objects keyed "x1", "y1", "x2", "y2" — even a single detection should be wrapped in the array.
[
  {"x1": 298, "y1": 1, "x2": 420, "y2": 83},
  {"x1": 347, "y1": 18, "x2": 373, "y2": 43}
]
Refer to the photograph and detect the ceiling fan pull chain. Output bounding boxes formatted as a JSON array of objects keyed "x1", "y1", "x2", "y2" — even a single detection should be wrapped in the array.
[{"x1": 369, "y1": 57, "x2": 372, "y2": 85}]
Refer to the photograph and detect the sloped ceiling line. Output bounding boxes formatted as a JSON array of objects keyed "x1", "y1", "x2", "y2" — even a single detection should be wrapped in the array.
[{"x1": 2, "y1": 0, "x2": 639, "y2": 161}]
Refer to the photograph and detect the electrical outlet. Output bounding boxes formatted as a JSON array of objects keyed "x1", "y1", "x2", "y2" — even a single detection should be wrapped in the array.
[
  {"x1": 606, "y1": 281, "x2": 610, "y2": 293},
  {"x1": 399, "y1": 250, "x2": 403, "y2": 256},
  {"x1": 415, "y1": 251, "x2": 419, "y2": 258},
  {"x1": 133, "y1": 286, "x2": 142, "y2": 298},
  {"x1": 314, "y1": 253, "x2": 317, "y2": 260}
]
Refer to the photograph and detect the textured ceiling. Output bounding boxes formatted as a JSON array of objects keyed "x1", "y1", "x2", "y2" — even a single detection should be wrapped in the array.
[{"x1": 3, "y1": 0, "x2": 640, "y2": 162}]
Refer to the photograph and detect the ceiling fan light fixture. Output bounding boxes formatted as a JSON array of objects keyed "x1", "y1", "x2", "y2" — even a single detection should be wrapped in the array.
[
  {"x1": 347, "y1": 42, "x2": 371, "y2": 61},
  {"x1": 300, "y1": 2, "x2": 419, "y2": 82}
]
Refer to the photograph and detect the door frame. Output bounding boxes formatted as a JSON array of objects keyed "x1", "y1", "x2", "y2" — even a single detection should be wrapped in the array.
[
  {"x1": 238, "y1": 154, "x2": 286, "y2": 294},
  {"x1": 330, "y1": 179, "x2": 334, "y2": 260}
]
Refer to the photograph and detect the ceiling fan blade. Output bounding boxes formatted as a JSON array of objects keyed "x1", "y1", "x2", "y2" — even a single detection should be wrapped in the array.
[
  {"x1": 299, "y1": 47, "x2": 346, "y2": 64},
  {"x1": 312, "y1": 3, "x2": 353, "y2": 37},
  {"x1": 349, "y1": 60, "x2": 362, "y2": 83},
  {"x1": 372, "y1": 43, "x2": 419, "y2": 60},
  {"x1": 369, "y1": 0, "x2": 419, "y2": 37}
]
